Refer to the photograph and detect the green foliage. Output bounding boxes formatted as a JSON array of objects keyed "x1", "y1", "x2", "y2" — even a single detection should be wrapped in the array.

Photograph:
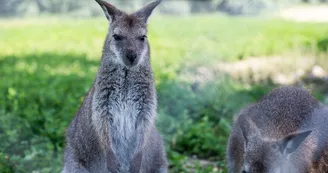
[
  {"x1": 317, "y1": 38, "x2": 328, "y2": 52},
  {"x1": 0, "y1": 53, "x2": 96, "y2": 172},
  {"x1": 172, "y1": 116, "x2": 226, "y2": 158},
  {"x1": 0, "y1": 16, "x2": 327, "y2": 172}
]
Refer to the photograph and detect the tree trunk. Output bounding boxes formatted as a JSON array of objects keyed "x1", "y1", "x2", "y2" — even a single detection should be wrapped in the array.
[{"x1": 35, "y1": 0, "x2": 47, "y2": 13}]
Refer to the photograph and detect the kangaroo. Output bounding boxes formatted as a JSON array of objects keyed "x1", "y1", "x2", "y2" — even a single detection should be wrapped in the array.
[
  {"x1": 227, "y1": 86, "x2": 328, "y2": 173},
  {"x1": 61, "y1": 1, "x2": 167, "y2": 173}
]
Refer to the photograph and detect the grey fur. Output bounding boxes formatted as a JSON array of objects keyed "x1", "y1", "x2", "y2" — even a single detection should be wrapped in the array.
[
  {"x1": 61, "y1": 1, "x2": 167, "y2": 173},
  {"x1": 227, "y1": 86, "x2": 328, "y2": 173}
]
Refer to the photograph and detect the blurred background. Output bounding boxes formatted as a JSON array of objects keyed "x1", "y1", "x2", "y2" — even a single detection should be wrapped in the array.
[{"x1": 0, "y1": 0, "x2": 328, "y2": 172}]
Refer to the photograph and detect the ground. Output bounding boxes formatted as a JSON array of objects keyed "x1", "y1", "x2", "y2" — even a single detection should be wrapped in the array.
[{"x1": 278, "y1": 5, "x2": 328, "y2": 22}]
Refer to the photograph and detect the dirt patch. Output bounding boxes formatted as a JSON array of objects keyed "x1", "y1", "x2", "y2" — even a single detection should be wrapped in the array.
[
  {"x1": 185, "y1": 56, "x2": 326, "y2": 86},
  {"x1": 278, "y1": 5, "x2": 328, "y2": 22},
  {"x1": 216, "y1": 56, "x2": 315, "y2": 85}
]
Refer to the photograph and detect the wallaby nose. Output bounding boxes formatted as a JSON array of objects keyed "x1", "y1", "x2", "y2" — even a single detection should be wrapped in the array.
[{"x1": 126, "y1": 53, "x2": 137, "y2": 63}]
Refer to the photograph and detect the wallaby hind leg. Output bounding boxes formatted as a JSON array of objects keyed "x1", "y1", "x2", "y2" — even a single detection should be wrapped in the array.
[
  {"x1": 62, "y1": 164, "x2": 89, "y2": 173},
  {"x1": 227, "y1": 129, "x2": 244, "y2": 173},
  {"x1": 157, "y1": 166, "x2": 168, "y2": 173},
  {"x1": 62, "y1": 155, "x2": 90, "y2": 173},
  {"x1": 140, "y1": 128, "x2": 168, "y2": 173}
]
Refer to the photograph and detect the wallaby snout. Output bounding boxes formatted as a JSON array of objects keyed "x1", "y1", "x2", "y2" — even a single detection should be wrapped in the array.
[
  {"x1": 124, "y1": 50, "x2": 138, "y2": 67},
  {"x1": 110, "y1": 30, "x2": 148, "y2": 68}
]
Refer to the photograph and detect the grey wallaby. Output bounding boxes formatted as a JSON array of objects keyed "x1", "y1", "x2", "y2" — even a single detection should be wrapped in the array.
[
  {"x1": 61, "y1": 0, "x2": 168, "y2": 173},
  {"x1": 227, "y1": 86, "x2": 328, "y2": 173}
]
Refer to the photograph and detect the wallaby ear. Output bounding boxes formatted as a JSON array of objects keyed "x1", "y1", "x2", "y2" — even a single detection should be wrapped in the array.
[
  {"x1": 239, "y1": 117, "x2": 261, "y2": 145},
  {"x1": 279, "y1": 130, "x2": 312, "y2": 155},
  {"x1": 95, "y1": 0, "x2": 122, "y2": 21},
  {"x1": 133, "y1": 0, "x2": 162, "y2": 23}
]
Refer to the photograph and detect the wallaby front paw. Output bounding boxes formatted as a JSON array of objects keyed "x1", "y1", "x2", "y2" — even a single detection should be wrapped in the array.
[{"x1": 117, "y1": 166, "x2": 130, "y2": 173}]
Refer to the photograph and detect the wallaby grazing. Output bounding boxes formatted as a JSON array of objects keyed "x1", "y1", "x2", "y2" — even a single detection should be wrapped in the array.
[
  {"x1": 227, "y1": 86, "x2": 328, "y2": 173},
  {"x1": 61, "y1": 1, "x2": 168, "y2": 173}
]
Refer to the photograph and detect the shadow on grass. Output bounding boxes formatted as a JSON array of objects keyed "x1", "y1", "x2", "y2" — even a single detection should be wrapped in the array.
[
  {"x1": 0, "y1": 52, "x2": 277, "y2": 173},
  {"x1": 318, "y1": 38, "x2": 328, "y2": 52},
  {"x1": 0, "y1": 53, "x2": 99, "y2": 173}
]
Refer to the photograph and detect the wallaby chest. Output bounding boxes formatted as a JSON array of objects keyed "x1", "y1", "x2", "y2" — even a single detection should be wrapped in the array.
[{"x1": 94, "y1": 67, "x2": 154, "y2": 166}]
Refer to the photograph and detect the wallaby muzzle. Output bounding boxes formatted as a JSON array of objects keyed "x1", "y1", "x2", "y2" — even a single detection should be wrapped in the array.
[{"x1": 123, "y1": 51, "x2": 139, "y2": 67}]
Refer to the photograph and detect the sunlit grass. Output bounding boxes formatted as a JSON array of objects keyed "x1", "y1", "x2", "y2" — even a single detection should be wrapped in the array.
[{"x1": 1, "y1": 15, "x2": 328, "y2": 76}]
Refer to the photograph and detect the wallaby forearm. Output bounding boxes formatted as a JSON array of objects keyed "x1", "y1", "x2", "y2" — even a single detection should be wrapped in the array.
[
  {"x1": 62, "y1": 166, "x2": 90, "y2": 173},
  {"x1": 129, "y1": 112, "x2": 153, "y2": 172},
  {"x1": 62, "y1": 154, "x2": 91, "y2": 173},
  {"x1": 62, "y1": 143, "x2": 91, "y2": 173}
]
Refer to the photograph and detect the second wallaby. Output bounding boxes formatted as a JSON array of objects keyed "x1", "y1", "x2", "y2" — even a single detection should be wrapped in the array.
[
  {"x1": 227, "y1": 86, "x2": 328, "y2": 173},
  {"x1": 61, "y1": 0, "x2": 167, "y2": 173}
]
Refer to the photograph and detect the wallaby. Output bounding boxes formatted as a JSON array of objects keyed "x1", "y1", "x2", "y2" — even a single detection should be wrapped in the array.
[
  {"x1": 61, "y1": 1, "x2": 168, "y2": 173},
  {"x1": 227, "y1": 86, "x2": 328, "y2": 173}
]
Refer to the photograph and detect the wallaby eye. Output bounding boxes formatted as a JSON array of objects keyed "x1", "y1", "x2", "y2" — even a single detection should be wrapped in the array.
[
  {"x1": 138, "y1": 35, "x2": 147, "y2": 41},
  {"x1": 113, "y1": 34, "x2": 123, "y2": 41}
]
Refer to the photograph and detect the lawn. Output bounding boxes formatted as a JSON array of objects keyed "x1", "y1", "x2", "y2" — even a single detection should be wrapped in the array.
[{"x1": 0, "y1": 15, "x2": 327, "y2": 172}]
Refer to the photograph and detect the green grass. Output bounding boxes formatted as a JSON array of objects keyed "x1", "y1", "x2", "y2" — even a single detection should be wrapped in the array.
[
  {"x1": 1, "y1": 16, "x2": 328, "y2": 76},
  {"x1": 0, "y1": 15, "x2": 327, "y2": 173}
]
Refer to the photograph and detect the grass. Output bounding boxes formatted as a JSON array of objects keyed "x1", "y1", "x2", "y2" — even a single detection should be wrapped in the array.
[
  {"x1": 0, "y1": 15, "x2": 327, "y2": 173},
  {"x1": 1, "y1": 16, "x2": 328, "y2": 75}
]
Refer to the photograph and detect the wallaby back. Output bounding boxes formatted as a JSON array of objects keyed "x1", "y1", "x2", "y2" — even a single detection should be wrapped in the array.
[
  {"x1": 305, "y1": 108, "x2": 328, "y2": 173},
  {"x1": 61, "y1": 1, "x2": 167, "y2": 173},
  {"x1": 227, "y1": 86, "x2": 328, "y2": 173}
]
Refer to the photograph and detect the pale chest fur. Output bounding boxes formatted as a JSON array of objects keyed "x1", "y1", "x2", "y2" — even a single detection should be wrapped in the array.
[
  {"x1": 92, "y1": 66, "x2": 156, "y2": 168},
  {"x1": 109, "y1": 87, "x2": 142, "y2": 165}
]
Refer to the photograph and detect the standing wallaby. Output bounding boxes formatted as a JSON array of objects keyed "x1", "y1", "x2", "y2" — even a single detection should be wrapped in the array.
[
  {"x1": 227, "y1": 86, "x2": 328, "y2": 173},
  {"x1": 61, "y1": 1, "x2": 168, "y2": 173}
]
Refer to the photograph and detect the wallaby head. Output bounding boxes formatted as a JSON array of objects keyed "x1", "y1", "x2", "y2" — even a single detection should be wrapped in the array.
[
  {"x1": 240, "y1": 117, "x2": 312, "y2": 173},
  {"x1": 95, "y1": 0, "x2": 161, "y2": 68}
]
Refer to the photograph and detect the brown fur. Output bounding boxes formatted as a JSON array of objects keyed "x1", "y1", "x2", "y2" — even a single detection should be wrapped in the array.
[
  {"x1": 227, "y1": 86, "x2": 328, "y2": 173},
  {"x1": 61, "y1": 1, "x2": 167, "y2": 173}
]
